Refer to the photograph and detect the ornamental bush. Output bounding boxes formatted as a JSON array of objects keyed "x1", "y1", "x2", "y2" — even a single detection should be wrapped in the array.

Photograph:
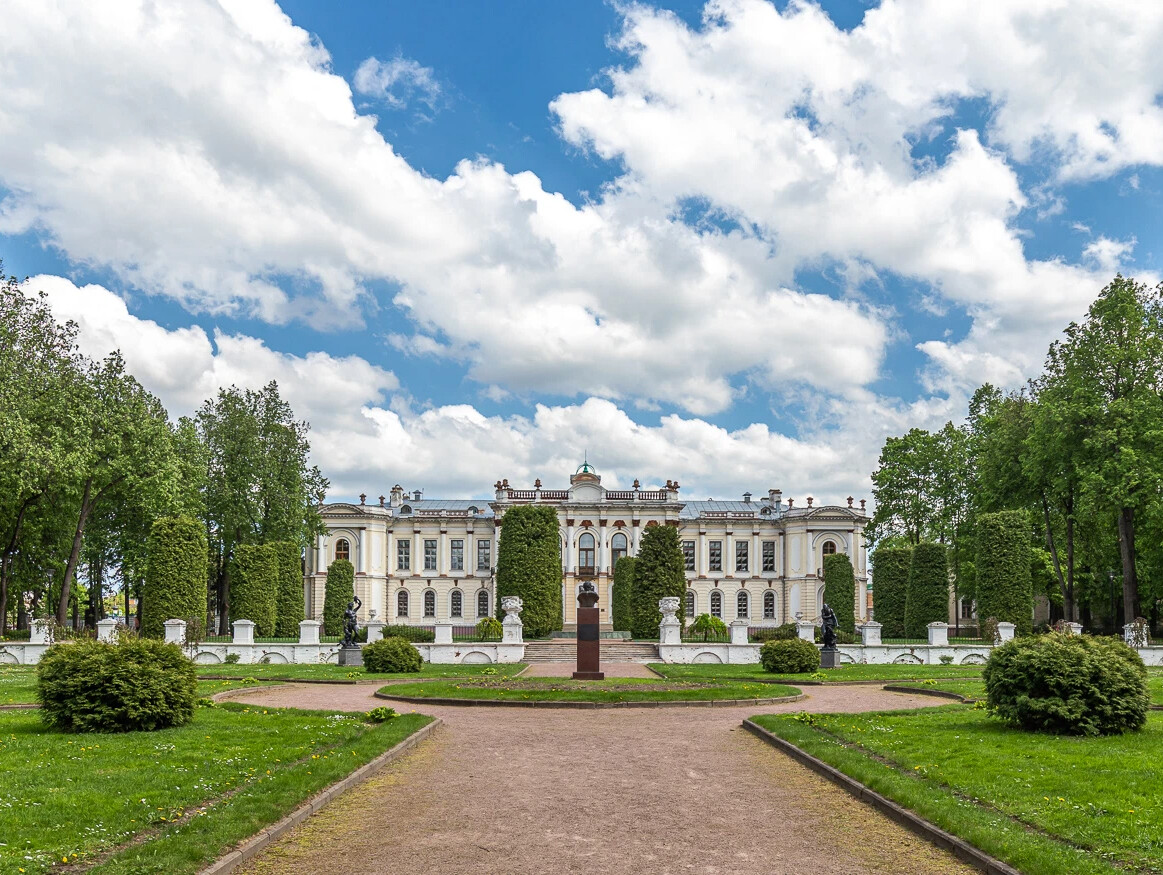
[
  {"x1": 822, "y1": 553, "x2": 856, "y2": 633},
  {"x1": 230, "y1": 544, "x2": 278, "y2": 636},
  {"x1": 495, "y1": 505, "x2": 563, "y2": 639},
  {"x1": 871, "y1": 546, "x2": 911, "y2": 639},
  {"x1": 379, "y1": 624, "x2": 435, "y2": 643},
  {"x1": 475, "y1": 616, "x2": 503, "y2": 640},
  {"x1": 631, "y1": 524, "x2": 686, "y2": 639},
  {"x1": 760, "y1": 638, "x2": 821, "y2": 674},
  {"x1": 363, "y1": 636, "x2": 422, "y2": 673},
  {"x1": 322, "y1": 558, "x2": 355, "y2": 637},
  {"x1": 610, "y1": 556, "x2": 637, "y2": 632},
  {"x1": 272, "y1": 541, "x2": 305, "y2": 638},
  {"x1": 141, "y1": 516, "x2": 208, "y2": 640},
  {"x1": 688, "y1": 613, "x2": 728, "y2": 641},
  {"x1": 37, "y1": 637, "x2": 197, "y2": 732},
  {"x1": 905, "y1": 542, "x2": 949, "y2": 639},
  {"x1": 983, "y1": 632, "x2": 1148, "y2": 736},
  {"x1": 976, "y1": 510, "x2": 1034, "y2": 636},
  {"x1": 750, "y1": 623, "x2": 797, "y2": 642}
]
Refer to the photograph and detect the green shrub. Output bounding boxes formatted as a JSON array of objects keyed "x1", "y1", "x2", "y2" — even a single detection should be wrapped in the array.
[
  {"x1": 475, "y1": 616, "x2": 503, "y2": 640},
  {"x1": 983, "y1": 632, "x2": 1148, "y2": 736},
  {"x1": 905, "y1": 542, "x2": 948, "y2": 639},
  {"x1": 822, "y1": 553, "x2": 856, "y2": 633},
  {"x1": 976, "y1": 510, "x2": 1034, "y2": 636},
  {"x1": 37, "y1": 638, "x2": 197, "y2": 732},
  {"x1": 141, "y1": 516, "x2": 208, "y2": 639},
  {"x1": 688, "y1": 613, "x2": 728, "y2": 641},
  {"x1": 611, "y1": 556, "x2": 637, "y2": 633},
  {"x1": 379, "y1": 624, "x2": 435, "y2": 642},
  {"x1": 230, "y1": 544, "x2": 278, "y2": 636},
  {"x1": 365, "y1": 706, "x2": 397, "y2": 723},
  {"x1": 760, "y1": 638, "x2": 821, "y2": 674},
  {"x1": 631, "y1": 525, "x2": 686, "y2": 639},
  {"x1": 871, "y1": 546, "x2": 911, "y2": 638},
  {"x1": 495, "y1": 505, "x2": 563, "y2": 639},
  {"x1": 322, "y1": 558, "x2": 355, "y2": 637},
  {"x1": 272, "y1": 541, "x2": 305, "y2": 638},
  {"x1": 224, "y1": 652, "x2": 240, "y2": 665},
  {"x1": 362, "y1": 636, "x2": 422, "y2": 673},
  {"x1": 749, "y1": 623, "x2": 798, "y2": 642}
]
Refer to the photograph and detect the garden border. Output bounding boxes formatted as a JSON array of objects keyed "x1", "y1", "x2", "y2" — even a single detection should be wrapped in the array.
[
  {"x1": 373, "y1": 690, "x2": 804, "y2": 709},
  {"x1": 882, "y1": 684, "x2": 978, "y2": 703}
]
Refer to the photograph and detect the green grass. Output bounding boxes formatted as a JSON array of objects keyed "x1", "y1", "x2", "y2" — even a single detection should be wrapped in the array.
[
  {"x1": 195, "y1": 662, "x2": 524, "y2": 681},
  {"x1": 896, "y1": 672, "x2": 1163, "y2": 706},
  {"x1": 379, "y1": 676, "x2": 800, "y2": 703},
  {"x1": 0, "y1": 703, "x2": 431, "y2": 874},
  {"x1": 0, "y1": 667, "x2": 267, "y2": 705},
  {"x1": 751, "y1": 706, "x2": 1163, "y2": 875},
  {"x1": 650, "y1": 663, "x2": 984, "y2": 683}
]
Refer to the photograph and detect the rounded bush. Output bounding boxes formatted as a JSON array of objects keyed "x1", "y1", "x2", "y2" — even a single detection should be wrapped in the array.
[
  {"x1": 983, "y1": 632, "x2": 1148, "y2": 736},
  {"x1": 363, "y1": 636, "x2": 422, "y2": 673},
  {"x1": 37, "y1": 637, "x2": 197, "y2": 732},
  {"x1": 760, "y1": 637, "x2": 821, "y2": 674}
]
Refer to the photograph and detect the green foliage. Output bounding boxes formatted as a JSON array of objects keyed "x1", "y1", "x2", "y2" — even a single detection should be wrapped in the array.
[
  {"x1": 474, "y1": 616, "x2": 503, "y2": 640},
  {"x1": 365, "y1": 705, "x2": 397, "y2": 722},
  {"x1": 362, "y1": 636, "x2": 422, "y2": 673},
  {"x1": 822, "y1": 552, "x2": 856, "y2": 633},
  {"x1": 224, "y1": 652, "x2": 240, "y2": 664},
  {"x1": 630, "y1": 524, "x2": 686, "y2": 639},
  {"x1": 494, "y1": 505, "x2": 562, "y2": 639},
  {"x1": 378, "y1": 623, "x2": 434, "y2": 643},
  {"x1": 760, "y1": 637, "x2": 821, "y2": 674},
  {"x1": 230, "y1": 543, "x2": 278, "y2": 636},
  {"x1": 688, "y1": 613, "x2": 727, "y2": 641},
  {"x1": 905, "y1": 542, "x2": 949, "y2": 638},
  {"x1": 976, "y1": 510, "x2": 1034, "y2": 635},
  {"x1": 871, "y1": 546, "x2": 911, "y2": 638},
  {"x1": 271, "y1": 541, "x2": 304, "y2": 638},
  {"x1": 36, "y1": 637, "x2": 197, "y2": 732},
  {"x1": 140, "y1": 516, "x2": 208, "y2": 639},
  {"x1": 322, "y1": 558, "x2": 354, "y2": 637},
  {"x1": 610, "y1": 556, "x2": 637, "y2": 632},
  {"x1": 749, "y1": 623, "x2": 798, "y2": 642},
  {"x1": 983, "y1": 632, "x2": 1148, "y2": 736}
]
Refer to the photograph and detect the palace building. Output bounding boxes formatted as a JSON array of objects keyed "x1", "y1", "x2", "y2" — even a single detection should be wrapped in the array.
[{"x1": 306, "y1": 464, "x2": 870, "y2": 631}]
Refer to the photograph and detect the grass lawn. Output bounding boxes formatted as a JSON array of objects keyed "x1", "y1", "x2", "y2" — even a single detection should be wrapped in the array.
[
  {"x1": 0, "y1": 703, "x2": 431, "y2": 874},
  {"x1": 379, "y1": 676, "x2": 800, "y2": 703},
  {"x1": 751, "y1": 706, "x2": 1163, "y2": 875},
  {"x1": 650, "y1": 663, "x2": 984, "y2": 683},
  {"x1": 195, "y1": 662, "x2": 524, "y2": 682},
  {"x1": 896, "y1": 670, "x2": 1163, "y2": 706},
  {"x1": 0, "y1": 666, "x2": 266, "y2": 706}
]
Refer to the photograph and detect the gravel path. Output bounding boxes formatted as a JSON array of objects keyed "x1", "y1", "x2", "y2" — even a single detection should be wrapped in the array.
[{"x1": 232, "y1": 683, "x2": 974, "y2": 875}]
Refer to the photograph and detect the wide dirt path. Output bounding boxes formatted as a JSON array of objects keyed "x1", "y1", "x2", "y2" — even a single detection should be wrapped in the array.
[{"x1": 233, "y1": 683, "x2": 975, "y2": 875}]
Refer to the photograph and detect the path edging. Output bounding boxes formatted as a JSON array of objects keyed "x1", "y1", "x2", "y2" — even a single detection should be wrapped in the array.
[
  {"x1": 882, "y1": 684, "x2": 977, "y2": 703},
  {"x1": 741, "y1": 718, "x2": 1020, "y2": 875},
  {"x1": 199, "y1": 717, "x2": 441, "y2": 875},
  {"x1": 374, "y1": 690, "x2": 805, "y2": 709}
]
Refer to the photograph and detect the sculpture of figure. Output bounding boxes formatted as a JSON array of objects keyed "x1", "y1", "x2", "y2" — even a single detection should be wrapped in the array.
[
  {"x1": 341, "y1": 595, "x2": 362, "y2": 647},
  {"x1": 820, "y1": 602, "x2": 838, "y2": 649}
]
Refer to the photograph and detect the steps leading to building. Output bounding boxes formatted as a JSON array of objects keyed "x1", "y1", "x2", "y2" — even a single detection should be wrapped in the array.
[{"x1": 522, "y1": 640, "x2": 659, "y2": 664}]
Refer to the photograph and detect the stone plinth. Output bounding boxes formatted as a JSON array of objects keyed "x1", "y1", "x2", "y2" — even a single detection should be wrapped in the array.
[
  {"x1": 729, "y1": 619, "x2": 749, "y2": 645},
  {"x1": 164, "y1": 619, "x2": 187, "y2": 645},
  {"x1": 658, "y1": 596, "x2": 682, "y2": 645},
  {"x1": 860, "y1": 621, "x2": 882, "y2": 646},
  {"x1": 996, "y1": 622, "x2": 1016, "y2": 643},
  {"x1": 501, "y1": 596, "x2": 524, "y2": 644},
  {"x1": 820, "y1": 647, "x2": 841, "y2": 669},
  {"x1": 97, "y1": 618, "x2": 120, "y2": 642},
  {"x1": 572, "y1": 606, "x2": 604, "y2": 680},
  {"x1": 338, "y1": 645, "x2": 363, "y2": 667},
  {"x1": 927, "y1": 622, "x2": 949, "y2": 646},
  {"x1": 365, "y1": 620, "x2": 385, "y2": 643},
  {"x1": 298, "y1": 619, "x2": 322, "y2": 645},
  {"x1": 232, "y1": 619, "x2": 255, "y2": 646},
  {"x1": 30, "y1": 619, "x2": 51, "y2": 645},
  {"x1": 796, "y1": 620, "x2": 815, "y2": 642},
  {"x1": 435, "y1": 623, "x2": 453, "y2": 645}
]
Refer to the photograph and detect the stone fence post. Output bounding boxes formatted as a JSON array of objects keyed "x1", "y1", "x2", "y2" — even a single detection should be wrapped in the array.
[
  {"x1": 658, "y1": 597, "x2": 681, "y2": 645},
  {"x1": 30, "y1": 618, "x2": 51, "y2": 645},
  {"x1": 434, "y1": 623, "x2": 453, "y2": 645},
  {"x1": 501, "y1": 596, "x2": 523, "y2": 644},
  {"x1": 728, "y1": 619, "x2": 749, "y2": 646},
  {"x1": 996, "y1": 622, "x2": 1015, "y2": 643},
  {"x1": 859, "y1": 621, "x2": 882, "y2": 646},
  {"x1": 796, "y1": 620, "x2": 815, "y2": 642},
  {"x1": 97, "y1": 618, "x2": 120, "y2": 642},
  {"x1": 298, "y1": 619, "x2": 321, "y2": 645},
  {"x1": 232, "y1": 619, "x2": 255, "y2": 646},
  {"x1": 927, "y1": 622, "x2": 949, "y2": 647},
  {"x1": 1124, "y1": 620, "x2": 1149, "y2": 648},
  {"x1": 164, "y1": 619, "x2": 187, "y2": 645},
  {"x1": 365, "y1": 620, "x2": 385, "y2": 644},
  {"x1": 1063, "y1": 622, "x2": 1083, "y2": 636}
]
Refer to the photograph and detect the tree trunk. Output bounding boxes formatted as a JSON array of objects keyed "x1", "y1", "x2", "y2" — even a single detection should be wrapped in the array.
[
  {"x1": 216, "y1": 562, "x2": 230, "y2": 635},
  {"x1": 1065, "y1": 508, "x2": 1075, "y2": 622},
  {"x1": 58, "y1": 478, "x2": 94, "y2": 625},
  {"x1": 0, "y1": 497, "x2": 35, "y2": 636},
  {"x1": 1041, "y1": 498, "x2": 1068, "y2": 616},
  {"x1": 1117, "y1": 505, "x2": 1139, "y2": 622}
]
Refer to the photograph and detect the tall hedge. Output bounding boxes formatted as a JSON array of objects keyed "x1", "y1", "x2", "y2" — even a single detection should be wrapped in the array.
[
  {"x1": 976, "y1": 510, "x2": 1034, "y2": 636},
  {"x1": 904, "y1": 542, "x2": 949, "y2": 639},
  {"x1": 322, "y1": 558, "x2": 355, "y2": 637},
  {"x1": 141, "y1": 516, "x2": 208, "y2": 639},
  {"x1": 495, "y1": 505, "x2": 562, "y2": 639},
  {"x1": 611, "y1": 556, "x2": 637, "y2": 632},
  {"x1": 631, "y1": 524, "x2": 687, "y2": 639},
  {"x1": 871, "y1": 547, "x2": 911, "y2": 638},
  {"x1": 822, "y1": 553, "x2": 856, "y2": 634},
  {"x1": 272, "y1": 541, "x2": 305, "y2": 638},
  {"x1": 230, "y1": 543, "x2": 278, "y2": 636}
]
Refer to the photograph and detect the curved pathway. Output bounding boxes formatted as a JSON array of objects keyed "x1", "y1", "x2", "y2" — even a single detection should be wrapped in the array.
[{"x1": 233, "y1": 683, "x2": 974, "y2": 874}]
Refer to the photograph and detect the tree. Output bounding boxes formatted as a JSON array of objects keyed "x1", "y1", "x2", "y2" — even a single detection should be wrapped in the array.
[
  {"x1": 867, "y1": 428, "x2": 942, "y2": 546},
  {"x1": 610, "y1": 556, "x2": 636, "y2": 632},
  {"x1": 494, "y1": 505, "x2": 562, "y2": 639},
  {"x1": 229, "y1": 543, "x2": 277, "y2": 636},
  {"x1": 822, "y1": 553, "x2": 856, "y2": 633},
  {"x1": 630, "y1": 524, "x2": 686, "y2": 639},
  {"x1": 976, "y1": 510, "x2": 1034, "y2": 635},
  {"x1": 689, "y1": 613, "x2": 727, "y2": 641},
  {"x1": 905, "y1": 542, "x2": 948, "y2": 638},
  {"x1": 871, "y1": 546, "x2": 911, "y2": 638},
  {"x1": 141, "y1": 517, "x2": 208, "y2": 638},
  {"x1": 272, "y1": 541, "x2": 305, "y2": 638},
  {"x1": 322, "y1": 557, "x2": 354, "y2": 637}
]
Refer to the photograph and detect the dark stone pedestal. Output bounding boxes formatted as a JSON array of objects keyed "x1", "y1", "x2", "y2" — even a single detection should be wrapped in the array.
[
  {"x1": 820, "y1": 647, "x2": 841, "y2": 669},
  {"x1": 573, "y1": 605, "x2": 604, "y2": 680},
  {"x1": 338, "y1": 644, "x2": 363, "y2": 667}
]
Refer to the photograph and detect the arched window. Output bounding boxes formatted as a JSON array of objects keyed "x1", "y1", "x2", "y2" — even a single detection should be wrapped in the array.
[
  {"x1": 611, "y1": 532, "x2": 628, "y2": 565},
  {"x1": 450, "y1": 589, "x2": 463, "y2": 617},
  {"x1": 423, "y1": 590, "x2": 436, "y2": 618},
  {"x1": 763, "y1": 590, "x2": 776, "y2": 620},
  {"x1": 822, "y1": 540, "x2": 837, "y2": 556},
  {"x1": 578, "y1": 532, "x2": 596, "y2": 574},
  {"x1": 477, "y1": 589, "x2": 489, "y2": 617},
  {"x1": 397, "y1": 589, "x2": 409, "y2": 617},
  {"x1": 710, "y1": 590, "x2": 722, "y2": 618},
  {"x1": 737, "y1": 590, "x2": 749, "y2": 619},
  {"x1": 335, "y1": 538, "x2": 350, "y2": 562},
  {"x1": 684, "y1": 590, "x2": 696, "y2": 618}
]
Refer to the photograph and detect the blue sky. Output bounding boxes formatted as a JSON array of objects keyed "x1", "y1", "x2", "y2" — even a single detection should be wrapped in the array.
[{"x1": 2, "y1": 0, "x2": 1160, "y2": 501}]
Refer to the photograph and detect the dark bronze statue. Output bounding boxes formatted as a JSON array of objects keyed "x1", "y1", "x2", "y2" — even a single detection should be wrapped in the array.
[
  {"x1": 820, "y1": 602, "x2": 838, "y2": 649},
  {"x1": 341, "y1": 595, "x2": 362, "y2": 647}
]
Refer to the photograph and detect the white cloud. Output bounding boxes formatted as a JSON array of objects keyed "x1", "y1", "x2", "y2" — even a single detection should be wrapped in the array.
[
  {"x1": 1083, "y1": 236, "x2": 1136, "y2": 274},
  {"x1": 353, "y1": 55, "x2": 441, "y2": 111}
]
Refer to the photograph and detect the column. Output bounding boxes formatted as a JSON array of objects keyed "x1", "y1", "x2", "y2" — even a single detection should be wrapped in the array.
[
  {"x1": 698, "y1": 530, "x2": 707, "y2": 575},
  {"x1": 565, "y1": 521, "x2": 574, "y2": 570},
  {"x1": 439, "y1": 530, "x2": 449, "y2": 574},
  {"x1": 752, "y1": 531, "x2": 760, "y2": 576},
  {"x1": 597, "y1": 526, "x2": 606, "y2": 573},
  {"x1": 358, "y1": 528, "x2": 368, "y2": 574},
  {"x1": 725, "y1": 532, "x2": 734, "y2": 576}
]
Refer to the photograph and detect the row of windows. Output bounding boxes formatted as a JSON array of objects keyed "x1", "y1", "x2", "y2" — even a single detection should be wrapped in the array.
[
  {"x1": 683, "y1": 588, "x2": 778, "y2": 620},
  {"x1": 680, "y1": 538, "x2": 836, "y2": 573},
  {"x1": 334, "y1": 538, "x2": 493, "y2": 572},
  {"x1": 575, "y1": 532, "x2": 628, "y2": 570},
  {"x1": 396, "y1": 588, "x2": 490, "y2": 618}
]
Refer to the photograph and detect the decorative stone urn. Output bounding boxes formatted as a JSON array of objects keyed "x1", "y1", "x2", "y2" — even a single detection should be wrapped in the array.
[
  {"x1": 501, "y1": 596, "x2": 524, "y2": 644},
  {"x1": 502, "y1": 596, "x2": 523, "y2": 618},
  {"x1": 659, "y1": 597, "x2": 680, "y2": 622},
  {"x1": 658, "y1": 597, "x2": 681, "y2": 646}
]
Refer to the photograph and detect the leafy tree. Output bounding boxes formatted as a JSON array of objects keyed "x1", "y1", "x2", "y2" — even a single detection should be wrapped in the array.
[
  {"x1": 976, "y1": 510, "x2": 1034, "y2": 635},
  {"x1": 272, "y1": 541, "x2": 304, "y2": 638},
  {"x1": 229, "y1": 543, "x2": 277, "y2": 636},
  {"x1": 494, "y1": 505, "x2": 562, "y2": 639},
  {"x1": 610, "y1": 556, "x2": 636, "y2": 632},
  {"x1": 689, "y1": 612, "x2": 727, "y2": 641},
  {"x1": 322, "y1": 558, "x2": 354, "y2": 637},
  {"x1": 140, "y1": 517, "x2": 208, "y2": 639},
  {"x1": 822, "y1": 553, "x2": 856, "y2": 633},
  {"x1": 905, "y1": 542, "x2": 949, "y2": 638},
  {"x1": 871, "y1": 546, "x2": 911, "y2": 638},
  {"x1": 630, "y1": 524, "x2": 686, "y2": 639}
]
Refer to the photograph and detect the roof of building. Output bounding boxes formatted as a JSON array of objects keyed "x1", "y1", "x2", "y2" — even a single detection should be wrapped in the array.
[
  {"x1": 393, "y1": 499, "x2": 494, "y2": 518},
  {"x1": 679, "y1": 500, "x2": 782, "y2": 519}
]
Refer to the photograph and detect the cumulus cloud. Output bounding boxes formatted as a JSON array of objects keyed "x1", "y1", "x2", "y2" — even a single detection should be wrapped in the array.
[{"x1": 353, "y1": 55, "x2": 441, "y2": 111}]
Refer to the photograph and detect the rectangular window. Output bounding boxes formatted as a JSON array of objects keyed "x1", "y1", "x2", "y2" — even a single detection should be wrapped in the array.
[
  {"x1": 762, "y1": 541, "x2": 775, "y2": 572},
  {"x1": 735, "y1": 541, "x2": 749, "y2": 573},
  {"x1": 424, "y1": 539, "x2": 438, "y2": 571},
  {"x1": 477, "y1": 539, "x2": 491, "y2": 571},
  {"x1": 709, "y1": 540, "x2": 722, "y2": 572},
  {"x1": 450, "y1": 539, "x2": 464, "y2": 571},
  {"x1": 397, "y1": 540, "x2": 410, "y2": 571},
  {"x1": 682, "y1": 540, "x2": 696, "y2": 572}
]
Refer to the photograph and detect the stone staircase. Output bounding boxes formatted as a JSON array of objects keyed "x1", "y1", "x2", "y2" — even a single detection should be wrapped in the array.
[{"x1": 522, "y1": 640, "x2": 659, "y2": 664}]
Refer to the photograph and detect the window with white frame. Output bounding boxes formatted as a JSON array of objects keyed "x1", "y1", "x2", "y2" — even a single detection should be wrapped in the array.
[
  {"x1": 762, "y1": 541, "x2": 775, "y2": 572},
  {"x1": 477, "y1": 539, "x2": 491, "y2": 571},
  {"x1": 450, "y1": 539, "x2": 464, "y2": 571},
  {"x1": 423, "y1": 590, "x2": 436, "y2": 617},
  {"x1": 682, "y1": 540, "x2": 695, "y2": 571},
  {"x1": 424, "y1": 539, "x2": 438, "y2": 571},
  {"x1": 709, "y1": 540, "x2": 722, "y2": 572},
  {"x1": 397, "y1": 589, "x2": 409, "y2": 617},
  {"x1": 710, "y1": 589, "x2": 722, "y2": 618},
  {"x1": 736, "y1": 590, "x2": 749, "y2": 618},
  {"x1": 578, "y1": 532, "x2": 596, "y2": 573},
  {"x1": 736, "y1": 541, "x2": 749, "y2": 573},
  {"x1": 611, "y1": 532, "x2": 628, "y2": 565},
  {"x1": 477, "y1": 589, "x2": 489, "y2": 617},
  {"x1": 397, "y1": 540, "x2": 410, "y2": 571},
  {"x1": 763, "y1": 590, "x2": 776, "y2": 619},
  {"x1": 450, "y1": 589, "x2": 462, "y2": 617},
  {"x1": 684, "y1": 589, "x2": 695, "y2": 618}
]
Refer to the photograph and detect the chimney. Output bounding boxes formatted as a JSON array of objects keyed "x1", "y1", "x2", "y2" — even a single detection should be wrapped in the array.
[
  {"x1": 769, "y1": 489, "x2": 782, "y2": 510},
  {"x1": 389, "y1": 485, "x2": 404, "y2": 508},
  {"x1": 742, "y1": 492, "x2": 752, "y2": 504},
  {"x1": 413, "y1": 489, "x2": 422, "y2": 501}
]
